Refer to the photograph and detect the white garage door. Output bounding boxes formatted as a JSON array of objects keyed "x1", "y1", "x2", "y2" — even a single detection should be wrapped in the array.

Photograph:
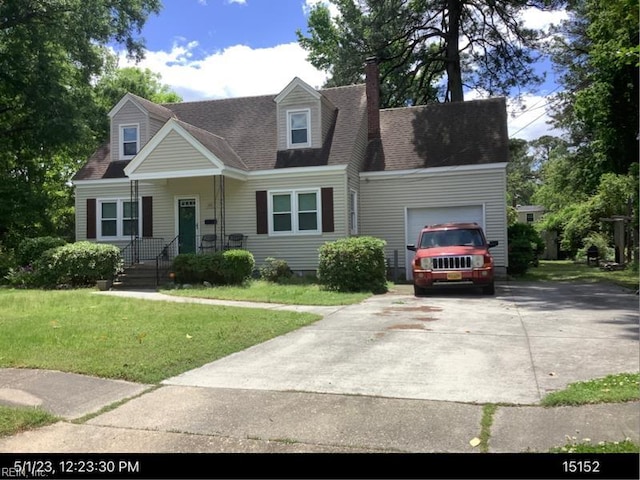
[{"x1": 405, "y1": 205, "x2": 484, "y2": 279}]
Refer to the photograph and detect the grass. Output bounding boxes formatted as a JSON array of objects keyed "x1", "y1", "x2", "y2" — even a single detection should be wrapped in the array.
[
  {"x1": 541, "y1": 373, "x2": 640, "y2": 453},
  {"x1": 0, "y1": 405, "x2": 58, "y2": 437},
  {"x1": 519, "y1": 260, "x2": 639, "y2": 290},
  {"x1": 550, "y1": 439, "x2": 639, "y2": 453},
  {"x1": 0, "y1": 288, "x2": 320, "y2": 384},
  {"x1": 163, "y1": 278, "x2": 373, "y2": 306},
  {"x1": 541, "y1": 372, "x2": 640, "y2": 407}
]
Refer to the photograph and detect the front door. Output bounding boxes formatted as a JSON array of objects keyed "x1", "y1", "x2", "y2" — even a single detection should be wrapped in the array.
[{"x1": 178, "y1": 198, "x2": 197, "y2": 254}]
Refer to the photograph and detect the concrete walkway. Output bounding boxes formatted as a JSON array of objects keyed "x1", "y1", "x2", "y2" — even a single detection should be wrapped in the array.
[{"x1": 0, "y1": 282, "x2": 638, "y2": 469}]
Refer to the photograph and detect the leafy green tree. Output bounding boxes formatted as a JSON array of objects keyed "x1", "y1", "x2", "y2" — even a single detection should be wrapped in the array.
[
  {"x1": 0, "y1": 0, "x2": 161, "y2": 246},
  {"x1": 548, "y1": 0, "x2": 639, "y2": 191},
  {"x1": 93, "y1": 66, "x2": 183, "y2": 142},
  {"x1": 298, "y1": 0, "x2": 565, "y2": 106},
  {"x1": 95, "y1": 66, "x2": 182, "y2": 112},
  {"x1": 507, "y1": 139, "x2": 538, "y2": 207}
]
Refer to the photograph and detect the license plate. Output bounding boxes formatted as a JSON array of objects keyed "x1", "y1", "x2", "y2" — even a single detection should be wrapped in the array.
[{"x1": 447, "y1": 272, "x2": 462, "y2": 281}]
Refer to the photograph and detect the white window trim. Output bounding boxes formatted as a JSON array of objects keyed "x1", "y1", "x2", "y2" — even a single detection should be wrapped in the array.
[
  {"x1": 349, "y1": 189, "x2": 358, "y2": 235},
  {"x1": 97, "y1": 198, "x2": 141, "y2": 241},
  {"x1": 119, "y1": 123, "x2": 140, "y2": 160},
  {"x1": 268, "y1": 188, "x2": 321, "y2": 236},
  {"x1": 286, "y1": 109, "x2": 311, "y2": 149}
]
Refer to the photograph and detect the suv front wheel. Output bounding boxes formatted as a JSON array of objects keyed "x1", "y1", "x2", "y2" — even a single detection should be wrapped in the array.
[
  {"x1": 482, "y1": 282, "x2": 495, "y2": 295},
  {"x1": 414, "y1": 284, "x2": 427, "y2": 296}
]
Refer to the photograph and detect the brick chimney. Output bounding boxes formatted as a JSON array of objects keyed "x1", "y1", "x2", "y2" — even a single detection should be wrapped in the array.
[{"x1": 365, "y1": 57, "x2": 381, "y2": 140}]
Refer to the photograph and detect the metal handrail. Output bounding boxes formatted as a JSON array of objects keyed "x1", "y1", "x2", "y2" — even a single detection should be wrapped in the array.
[
  {"x1": 120, "y1": 237, "x2": 166, "y2": 268},
  {"x1": 156, "y1": 235, "x2": 180, "y2": 286}
]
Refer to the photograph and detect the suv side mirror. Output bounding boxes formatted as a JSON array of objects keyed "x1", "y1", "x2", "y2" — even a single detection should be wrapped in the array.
[
  {"x1": 488, "y1": 240, "x2": 499, "y2": 249},
  {"x1": 406, "y1": 244, "x2": 416, "y2": 252}
]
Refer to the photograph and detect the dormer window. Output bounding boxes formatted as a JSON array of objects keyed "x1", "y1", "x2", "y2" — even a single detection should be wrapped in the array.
[
  {"x1": 287, "y1": 110, "x2": 310, "y2": 148},
  {"x1": 120, "y1": 124, "x2": 139, "y2": 159}
]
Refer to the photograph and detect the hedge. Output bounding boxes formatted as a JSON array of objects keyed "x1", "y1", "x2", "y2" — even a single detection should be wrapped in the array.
[
  {"x1": 318, "y1": 236, "x2": 388, "y2": 293},
  {"x1": 172, "y1": 249, "x2": 255, "y2": 285}
]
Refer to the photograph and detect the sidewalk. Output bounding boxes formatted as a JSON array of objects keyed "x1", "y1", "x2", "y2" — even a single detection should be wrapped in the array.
[
  {"x1": 1, "y1": 286, "x2": 639, "y2": 456},
  {"x1": 1, "y1": 368, "x2": 638, "y2": 454}
]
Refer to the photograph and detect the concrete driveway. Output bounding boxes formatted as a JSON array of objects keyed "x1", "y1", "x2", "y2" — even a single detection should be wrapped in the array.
[{"x1": 165, "y1": 281, "x2": 639, "y2": 405}]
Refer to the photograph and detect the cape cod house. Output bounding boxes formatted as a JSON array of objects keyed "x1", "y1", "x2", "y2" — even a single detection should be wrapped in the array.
[{"x1": 72, "y1": 59, "x2": 510, "y2": 283}]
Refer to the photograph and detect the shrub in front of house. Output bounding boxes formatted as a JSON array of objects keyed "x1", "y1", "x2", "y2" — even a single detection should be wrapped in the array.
[
  {"x1": 507, "y1": 223, "x2": 545, "y2": 275},
  {"x1": 172, "y1": 250, "x2": 254, "y2": 285},
  {"x1": 318, "y1": 236, "x2": 388, "y2": 294},
  {"x1": 15, "y1": 236, "x2": 67, "y2": 267},
  {"x1": 260, "y1": 257, "x2": 293, "y2": 283},
  {"x1": 32, "y1": 242, "x2": 122, "y2": 288},
  {"x1": 220, "y1": 249, "x2": 255, "y2": 285}
]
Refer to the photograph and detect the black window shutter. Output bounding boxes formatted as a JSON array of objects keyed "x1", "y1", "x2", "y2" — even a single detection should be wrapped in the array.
[
  {"x1": 256, "y1": 190, "x2": 268, "y2": 234},
  {"x1": 142, "y1": 196, "x2": 153, "y2": 238},
  {"x1": 86, "y1": 198, "x2": 96, "y2": 239},
  {"x1": 321, "y1": 187, "x2": 334, "y2": 233}
]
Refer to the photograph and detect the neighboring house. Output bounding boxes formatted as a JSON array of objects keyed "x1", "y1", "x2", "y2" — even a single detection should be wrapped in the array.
[
  {"x1": 72, "y1": 59, "x2": 510, "y2": 281},
  {"x1": 516, "y1": 205, "x2": 545, "y2": 225},
  {"x1": 515, "y1": 205, "x2": 558, "y2": 260}
]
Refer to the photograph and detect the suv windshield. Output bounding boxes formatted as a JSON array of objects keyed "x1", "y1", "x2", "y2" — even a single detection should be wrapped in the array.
[{"x1": 419, "y1": 229, "x2": 485, "y2": 248}]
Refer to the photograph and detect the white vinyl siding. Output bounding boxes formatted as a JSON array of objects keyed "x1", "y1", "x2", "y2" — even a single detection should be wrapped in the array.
[
  {"x1": 225, "y1": 173, "x2": 346, "y2": 271},
  {"x1": 75, "y1": 182, "x2": 170, "y2": 247},
  {"x1": 269, "y1": 189, "x2": 321, "y2": 235},
  {"x1": 359, "y1": 166, "x2": 508, "y2": 276},
  {"x1": 97, "y1": 199, "x2": 139, "y2": 240},
  {"x1": 111, "y1": 101, "x2": 149, "y2": 161},
  {"x1": 276, "y1": 85, "x2": 321, "y2": 150},
  {"x1": 76, "y1": 170, "x2": 348, "y2": 272},
  {"x1": 134, "y1": 130, "x2": 215, "y2": 175}
]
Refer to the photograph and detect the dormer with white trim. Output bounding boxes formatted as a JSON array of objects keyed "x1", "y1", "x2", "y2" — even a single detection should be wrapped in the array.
[
  {"x1": 108, "y1": 93, "x2": 175, "y2": 162},
  {"x1": 274, "y1": 77, "x2": 337, "y2": 151}
]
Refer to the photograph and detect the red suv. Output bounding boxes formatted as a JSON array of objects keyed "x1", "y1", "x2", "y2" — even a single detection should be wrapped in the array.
[{"x1": 406, "y1": 222, "x2": 498, "y2": 296}]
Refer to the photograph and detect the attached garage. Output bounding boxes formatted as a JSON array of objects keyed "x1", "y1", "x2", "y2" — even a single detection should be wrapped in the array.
[{"x1": 405, "y1": 205, "x2": 485, "y2": 279}]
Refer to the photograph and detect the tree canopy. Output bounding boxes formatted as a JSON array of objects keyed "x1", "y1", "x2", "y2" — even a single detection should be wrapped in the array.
[
  {"x1": 0, "y1": 0, "x2": 161, "y2": 245},
  {"x1": 297, "y1": 0, "x2": 565, "y2": 107}
]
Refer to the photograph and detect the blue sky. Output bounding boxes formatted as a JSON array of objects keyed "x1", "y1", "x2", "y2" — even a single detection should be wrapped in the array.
[{"x1": 119, "y1": 0, "x2": 566, "y2": 141}]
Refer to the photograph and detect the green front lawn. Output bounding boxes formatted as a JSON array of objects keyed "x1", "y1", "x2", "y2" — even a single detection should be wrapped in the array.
[
  {"x1": 519, "y1": 260, "x2": 639, "y2": 290},
  {"x1": 0, "y1": 289, "x2": 320, "y2": 384},
  {"x1": 0, "y1": 406, "x2": 58, "y2": 438},
  {"x1": 541, "y1": 373, "x2": 640, "y2": 407},
  {"x1": 163, "y1": 279, "x2": 373, "y2": 306}
]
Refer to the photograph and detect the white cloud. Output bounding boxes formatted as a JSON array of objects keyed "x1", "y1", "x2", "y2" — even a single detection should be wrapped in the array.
[
  {"x1": 521, "y1": 7, "x2": 568, "y2": 31},
  {"x1": 119, "y1": 41, "x2": 328, "y2": 101},
  {"x1": 227, "y1": 0, "x2": 247, "y2": 4},
  {"x1": 506, "y1": 94, "x2": 565, "y2": 141},
  {"x1": 303, "y1": 0, "x2": 340, "y2": 18}
]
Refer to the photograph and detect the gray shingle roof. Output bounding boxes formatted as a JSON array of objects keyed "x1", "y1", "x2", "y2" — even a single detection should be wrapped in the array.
[
  {"x1": 364, "y1": 97, "x2": 510, "y2": 171},
  {"x1": 73, "y1": 86, "x2": 509, "y2": 182}
]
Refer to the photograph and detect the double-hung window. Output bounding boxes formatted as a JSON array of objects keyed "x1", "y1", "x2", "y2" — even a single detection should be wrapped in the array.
[
  {"x1": 287, "y1": 110, "x2": 310, "y2": 148},
  {"x1": 120, "y1": 124, "x2": 139, "y2": 159},
  {"x1": 269, "y1": 190, "x2": 320, "y2": 235},
  {"x1": 98, "y1": 199, "x2": 139, "y2": 239}
]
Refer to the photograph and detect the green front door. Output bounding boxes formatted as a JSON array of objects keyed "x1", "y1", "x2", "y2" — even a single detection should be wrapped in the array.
[{"x1": 178, "y1": 198, "x2": 197, "y2": 254}]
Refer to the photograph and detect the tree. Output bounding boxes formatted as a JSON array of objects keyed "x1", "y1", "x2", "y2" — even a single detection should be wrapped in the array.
[
  {"x1": 0, "y1": 0, "x2": 161, "y2": 246},
  {"x1": 507, "y1": 138, "x2": 537, "y2": 207},
  {"x1": 93, "y1": 66, "x2": 183, "y2": 142},
  {"x1": 547, "y1": 0, "x2": 639, "y2": 191},
  {"x1": 95, "y1": 66, "x2": 182, "y2": 113},
  {"x1": 297, "y1": 0, "x2": 565, "y2": 106}
]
